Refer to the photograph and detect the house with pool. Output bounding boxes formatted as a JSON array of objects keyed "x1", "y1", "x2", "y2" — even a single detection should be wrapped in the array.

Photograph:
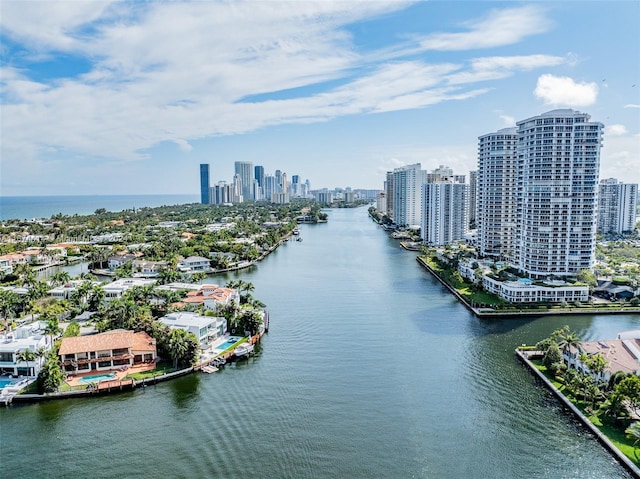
[
  {"x1": 59, "y1": 330, "x2": 157, "y2": 375},
  {"x1": 159, "y1": 312, "x2": 227, "y2": 349},
  {"x1": 0, "y1": 323, "x2": 49, "y2": 377}
]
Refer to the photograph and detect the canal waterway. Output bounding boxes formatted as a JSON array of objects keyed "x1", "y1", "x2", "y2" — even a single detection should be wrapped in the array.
[{"x1": 2, "y1": 207, "x2": 638, "y2": 478}]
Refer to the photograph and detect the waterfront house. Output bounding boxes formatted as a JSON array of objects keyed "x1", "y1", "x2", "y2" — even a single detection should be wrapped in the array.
[
  {"x1": 59, "y1": 330, "x2": 157, "y2": 375},
  {"x1": 159, "y1": 312, "x2": 227, "y2": 348},
  {"x1": 103, "y1": 278, "x2": 157, "y2": 302},
  {"x1": 48, "y1": 280, "x2": 102, "y2": 301},
  {"x1": 0, "y1": 324, "x2": 49, "y2": 377},
  {"x1": 564, "y1": 337, "x2": 640, "y2": 383},
  {"x1": 177, "y1": 256, "x2": 212, "y2": 273},
  {"x1": 132, "y1": 260, "x2": 166, "y2": 278},
  {"x1": 107, "y1": 254, "x2": 137, "y2": 270}
]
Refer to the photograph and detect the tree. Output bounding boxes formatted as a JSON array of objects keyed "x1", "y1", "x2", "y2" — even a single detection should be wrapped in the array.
[
  {"x1": 16, "y1": 349, "x2": 37, "y2": 376},
  {"x1": 167, "y1": 328, "x2": 189, "y2": 369},
  {"x1": 50, "y1": 270, "x2": 71, "y2": 287},
  {"x1": 543, "y1": 342, "x2": 563, "y2": 375},
  {"x1": 87, "y1": 284, "x2": 105, "y2": 311},
  {"x1": 615, "y1": 376, "x2": 640, "y2": 416},
  {"x1": 43, "y1": 317, "x2": 63, "y2": 345},
  {"x1": 63, "y1": 320, "x2": 81, "y2": 337},
  {"x1": 582, "y1": 353, "x2": 608, "y2": 382},
  {"x1": 37, "y1": 352, "x2": 65, "y2": 393},
  {"x1": 0, "y1": 289, "x2": 20, "y2": 332},
  {"x1": 625, "y1": 422, "x2": 640, "y2": 447}
]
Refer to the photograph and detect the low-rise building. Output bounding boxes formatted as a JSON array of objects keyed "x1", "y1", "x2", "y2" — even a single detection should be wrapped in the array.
[
  {"x1": 159, "y1": 312, "x2": 227, "y2": 348},
  {"x1": 59, "y1": 330, "x2": 157, "y2": 375},
  {"x1": 482, "y1": 276, "x2": 589, "y2": 303},
  {"x1": 0, "y1": 324, "x2": 49, "y2": 377},
  {"x1": 103, "y1": 278, "x2": 157, "y2": 302},
  {"x1": 178, "y1": 256, "x2": 212, "y2": 273},
  {"x1": 564, "y1": 332, "x2": 640, "y2": 383},
  {"x1": 132, "y1": 260, "x2": 166, "y2": 278}
]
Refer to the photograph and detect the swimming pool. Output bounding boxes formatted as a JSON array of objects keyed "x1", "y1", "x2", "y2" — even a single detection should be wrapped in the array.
[
  {"x1": 214, "y1": 337, "x2": 242, "y2": 350},
  {"x1": 77, "y1": 373, "x2": 117, "y2": 384},
  {"x1": 0, "y1": 378, "x2": 17, "y2": 389}
]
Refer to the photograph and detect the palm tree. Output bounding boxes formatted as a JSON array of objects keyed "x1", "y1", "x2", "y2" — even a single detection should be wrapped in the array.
[
  {"x1": 16, "y1": 349, "x2": 37, "y2": 377},
  {"x1": 43, "y1": 317, "x2": 63, "y2": 345},
  {"x1": 167, "y1": 328, "x2": 189, "y2": 369},
  {"x1": 626, "y1": 422, "x2": 640, "y2": 447},
  {"x1": 87, "y1": 284, "x2": 105, "y2": 311},
  {"x1": 50, "y1": 270, "x2": 71, "y2": 287}
]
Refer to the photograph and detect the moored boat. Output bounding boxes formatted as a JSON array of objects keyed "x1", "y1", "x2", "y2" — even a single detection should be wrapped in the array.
[{"x1": 233, "y1": 342, "x2": 254, "y2": 358}]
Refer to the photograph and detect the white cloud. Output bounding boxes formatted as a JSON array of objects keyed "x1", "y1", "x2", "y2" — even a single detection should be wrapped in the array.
[
  {"x1": 624, "y1": 104, "x2": 640, "y2": 108},
  {"x1": 419, "y1": 5, "x2": 550, "y2": 51},
  {"x1": 605, "y1": 124, "x2": 628, "y2": 136},
  {"x1": 0, "y1": 2, "x2": 566, "y2": 173},
  {"x1": 173, "y1": 139, "x2": 193, "y2": 152},
  {"x1": 534, "y1": 74, "x2": 599, "y2": 107}
]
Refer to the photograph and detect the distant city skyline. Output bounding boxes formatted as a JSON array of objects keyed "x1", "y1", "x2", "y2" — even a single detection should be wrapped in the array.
[{"x1": 1, "y1": 1, "x2": 638, "y2": 196}]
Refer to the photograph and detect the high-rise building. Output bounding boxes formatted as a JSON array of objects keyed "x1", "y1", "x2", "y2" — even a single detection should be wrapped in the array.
[
  {"x1": 477, "y1": 110, "x2": 604, "y2": 278},
  {"x1": 210, "y1": 182, "x2": 231, "y2": 205},
  {"x1": 421, "y1": 178, "x2": 469, "y2": 246},
  {"x1": 515, "y1": 109, "x2": 603, "y2": 278},
  {"x1": 598, "y1": 179, "x2": 638, "y2": 234},
  {"x1": 200, "y1": 164, "x2": 210, "y2": 204},
  {"x1": 254, "y1": 165, "x2": 265, "y2": 189},
  {"x1": 234, "y1": 161, "x2": 254, "y2": 202},
  {"x1": 385, "y1": 172, "x2": 394, "y2": 222},
  {"x1": 469, "y1": 170, "x2": 477, "y2": 228},
  {"x1": 392, "y1": 163, "x2": 424, "y2": 228},
  {"x1": 476, "y1": 128, "x2": 518, "y2": 259}
]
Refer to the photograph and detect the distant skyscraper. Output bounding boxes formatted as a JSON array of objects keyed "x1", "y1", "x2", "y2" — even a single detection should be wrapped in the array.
[
  {"x1": 421, "y1": 178, "x2": 469, "y2": 246},
  {"x1": 476, "y1": 128, "x2": 518, "y2": 259},
  {"x1": 392, "y1": 163, "x2": 424, "y2": 228},
  {"x1": 254, "y1": 165, "x2": 264, "y2": 188},
  {"x1": 234, "y1": 161, "x2": 254, "y2": 201},
  {"x1": 515, "y1": 109, "x2": 603, "y2": 278},
  {"x1": 468, "y1": 170, "x2": 477, "y2": 228},
  {"x1": 200, "y1": 164, "x2": 210, "y2": 204},
  {"x1": 598, "y1": 179, "x2": 638, "y2": 233}
]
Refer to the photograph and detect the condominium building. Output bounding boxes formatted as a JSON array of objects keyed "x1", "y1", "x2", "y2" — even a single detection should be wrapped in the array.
[
  {"x1": 468, "y1": 170, "x2": 477, "y2": 227},
  {"x1": 234, "y1": 161, "x2": 254, "y2": 202},
  {"x1": 200, "y1": 164, "x2": 210, "y2": 204},
  {"x1": 515, "y1": 109, "x2": 603, "y2": 278},
  {"x1": 477, "y1": 110, "x2": 604, "y2": 279},
  {"x1": 598, "y1": 178, "x2": 638, "y2": 234},
  {"x1": 421, "y1": 178, "x2": 468, "y2": 246},
  {"x1": 476, "y1": 128, "x2": 518, "y2": 259},
  {"x1": 392, "y1": 163, "x2": 424, "y2": 228},
  {"x1": 385, "y1": 171, "x2": 394, "y2": 222}
]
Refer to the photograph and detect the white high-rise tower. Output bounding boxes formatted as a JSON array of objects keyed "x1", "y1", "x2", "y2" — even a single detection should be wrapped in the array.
[
  {"x1": 392, "y1": 163, "x2": 424, "y2": 228},
  {"x1": 515, "y1": 109, "x2": 603, "y2": 278}
]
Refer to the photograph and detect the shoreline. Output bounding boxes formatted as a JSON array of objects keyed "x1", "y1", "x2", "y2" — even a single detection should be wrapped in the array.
[
  {"x1": 415, "y1": 256, "x2": 640, "y2": 318},
  {"x1": 515, "y1": 349, "x2": 640, "y2": 478}
]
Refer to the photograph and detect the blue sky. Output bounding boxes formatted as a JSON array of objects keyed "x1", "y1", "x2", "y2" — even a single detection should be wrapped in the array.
[{"x1": 1, "y1": 1, "x2": 639, "y2": 195}]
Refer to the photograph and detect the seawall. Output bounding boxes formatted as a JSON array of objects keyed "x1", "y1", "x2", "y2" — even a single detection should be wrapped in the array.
[{"x1": 516, "y1": 349, "x2": 640, "y2": 479}]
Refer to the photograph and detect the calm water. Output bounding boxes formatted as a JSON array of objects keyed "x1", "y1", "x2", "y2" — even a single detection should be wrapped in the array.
[
  {"x1": 1, "y1": 208, "x2": 637, "y2": 478},
  {"x1": 0, "y1": 194, "x2": 198, "y2": 221}
]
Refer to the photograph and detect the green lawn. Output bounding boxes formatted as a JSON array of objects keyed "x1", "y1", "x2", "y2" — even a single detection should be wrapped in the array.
[
  {"x1": 124, "y1": 361, "x2": 176, "y2": 380},
  {"x1": 530, "y1": 359, "x2": 640, "y2": 467}
]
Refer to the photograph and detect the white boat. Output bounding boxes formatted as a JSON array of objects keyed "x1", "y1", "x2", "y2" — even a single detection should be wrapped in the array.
[
  {"x1": 201, "y1": 365, "x2": 218, "y2": 374},
  {"x1": 233, "y1": 342, "x2": 254, "y2": 357}
]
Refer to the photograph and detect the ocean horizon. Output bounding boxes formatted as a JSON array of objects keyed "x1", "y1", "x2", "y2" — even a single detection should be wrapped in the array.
[{"x1": 0, "y1": 194, "x2": 199, "y2": 221}]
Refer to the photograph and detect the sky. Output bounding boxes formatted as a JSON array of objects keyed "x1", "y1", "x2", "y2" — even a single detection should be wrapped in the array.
[{"x1": 1, "y1": 1, "x2": 639, "y2": 196}]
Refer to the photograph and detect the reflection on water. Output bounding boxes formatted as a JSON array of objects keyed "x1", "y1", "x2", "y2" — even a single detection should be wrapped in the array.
[{"x1": 2, "y1": 208, "x2": 637, "y2": 479}]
